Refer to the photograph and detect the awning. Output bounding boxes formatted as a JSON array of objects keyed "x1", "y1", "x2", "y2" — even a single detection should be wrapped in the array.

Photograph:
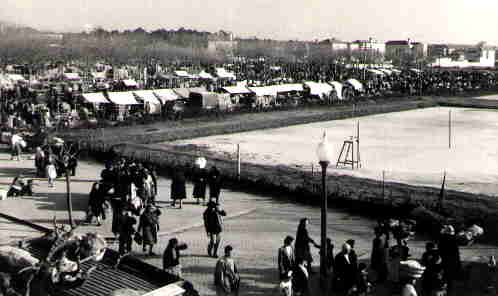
[
  {"x1": 346, "y1": 79, "x2": 363, "y2": 91},
  {"x1": 81, "y1": 92, "x2": 109, "y2": 104},
  {"x1": 122, "y1": 79, "x2": 138, "y2": 87},
  {"x1": 174, "y1": 70, "x2": 191, "y2": 78},
  {"x1": 303, "y1": 82, "x2": 333, "y2": 96},
  {"x1": 247, "y1": 86, "x2": 277, "y2": 97},
  {"x1": 173, "y1": 87, "x2": 207, "y2": 99},
  {"x1": 328, "y1": 81, "x2": 343, "y2": 100},
  {"x1": 63, "y1": 73, "x2": 81, "y2": 80},
  {"x1": 274, "y1": 84, "x2": 304, "y2": 93},
  {"x1": 378, "y1": 69, "x2": 393, "y2": 75},
  {"x1": 222, "y1": 86, "x2": 252, "y2": 95},
  {"x1": 153, "y1": 89, "x2": 180, "y2": 103},
  {"x1": 215, "y1": 68, "x2": 236, "y2": 79},
  {"x1": 133, "y1": 90, "x2": 161, "y2": 104},
  {"x1": 410, "y1": 68, "x2": 422, "y2": 73},
  {"x1": 198, "y1": 71, "x2": 214, "y2": 79},
  {"x1": 106, "y1": 91, "x2": 140, "y2": 105}
]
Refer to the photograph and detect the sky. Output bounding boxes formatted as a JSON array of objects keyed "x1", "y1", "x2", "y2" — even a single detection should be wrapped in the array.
[{"x1": 1, "y1": 0, "x2": 498, "y2": 45}]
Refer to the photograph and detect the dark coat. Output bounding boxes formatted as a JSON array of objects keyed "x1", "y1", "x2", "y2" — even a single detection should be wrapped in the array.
[
  {"x1": 163, "y1": 243, "x2": 188, "y2": 269},
  {"x1": 334, "y1": 252, "x2": 356, "y2": 292},
  {"x1": 192, "y1": 167, "x2": 207, "y2": 199},
  {"x1": 208, "y1": 168, "x2": 222, "y2": 199},
  {"x1": 438, "y1": 233, "x2": 462, "y2": 280},
  {"x1": 295, "y1": 227, "x2": 315, "y2": 263},
  {"x1": 171, "y1": 170, "x2": 187, "y2": 200},
  {"x1": 138, "y1": 209, "x2": 161, "y2": 245},
  {"x1": 278, "y1": 246, "x2": 295, "y2": 280},
  {"x1": 292, "y1": 265, "x2": 309, "y2": 295},
  {"x1": 203, "y1": 207, "x2": 226, "y2": 234}
]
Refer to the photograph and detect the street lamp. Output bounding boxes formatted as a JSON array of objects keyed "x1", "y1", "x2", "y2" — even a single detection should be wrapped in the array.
[{"x1": 316, "y1": 131, "x2": 331, "y2": 290}]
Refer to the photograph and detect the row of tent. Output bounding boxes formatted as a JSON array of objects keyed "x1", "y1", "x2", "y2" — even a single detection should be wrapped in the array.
[{"x1": 80, "y1": 79, "x2": 365, "y2": 106}]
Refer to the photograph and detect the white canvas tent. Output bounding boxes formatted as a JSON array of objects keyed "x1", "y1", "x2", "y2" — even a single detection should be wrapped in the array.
[
  {"x1": 346, "y1": 79, "x2": 363, "y2": 91},
  {"x1": 222, "y1": 86, "x2": 252, "y2": 95},
  {"x1": 328, "y1": 81, "x2": 343, "y2": 100},
  {"x1": 106, "y1": 91, "x2": 140, "y2": 105},
  {"x1": 303, "y1": 82, "x2": 333, "y2": 96},
  {"x1": 133, "y1": 90, "x2": 161, "y2": 114},
  {"x1": 153, "y1": 89, "x2": 180, "y2": 103},
  {"x1": 274, "y1": 84, "x2": 304, "y2": 93},
  {"x1": 81, "y1": 92, "x2": 109, "y2": 104}
]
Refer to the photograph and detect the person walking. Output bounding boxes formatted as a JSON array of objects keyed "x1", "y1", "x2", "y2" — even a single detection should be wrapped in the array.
[
  {"x1": 438, "y1": 225, "x2": 461, "y2": 295},
  {"x1": 214, "y1": 245, "x2": 240, "y2": 296},
  {"x1": 171, "y1": 168, "x2": 187, "y2": 209},
  {"x1": 294, "y1": 218, "x2": 320, "y2": 274},
  {"x1": 34, "y1": 147, "x2": 46, "y2": 177},
  {"x1": 371, "y1": 226, "x2": 389, "y2": 284},
  {"x1": 192, "y1": 163, "x2": 208, "y2": 205},
  {"x1": 163, "y1": 238, "x2": 188, "y2": 278},
  {"x1": 86, "y1": 182, "x2": 106, "y2": 226},
  {"x1": 208, "y1": 166, "x2": 222, "y2": 204},
  {"x1": 203, "y1": 201, "x2": 227, "y2": 258},
  {"x1": 118, "y1": 210, "x2": 137, "y2": 255},
  {"x1": 137, "y1": 204, "x2": 161, "y2": 256},
  {"x1": 278, "y1": 235, "x2": 295, "y2": 281},
  {"x1": 45, "y1": 156, "x2": 57, "y2": 188}
]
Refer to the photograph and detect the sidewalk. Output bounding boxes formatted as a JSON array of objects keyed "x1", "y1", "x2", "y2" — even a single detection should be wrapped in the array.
[{"x1": 0, "y1": 151, "x2": 259, "y2": 243}]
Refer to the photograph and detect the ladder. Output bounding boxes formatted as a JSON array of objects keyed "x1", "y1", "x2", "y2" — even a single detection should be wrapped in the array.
[{"x1": 336, "y1": 136, "x2": 361, "y2": 169}]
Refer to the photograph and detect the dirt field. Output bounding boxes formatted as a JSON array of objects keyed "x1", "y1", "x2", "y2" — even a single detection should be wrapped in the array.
[{"x1": 169, "y1": 106, "x2": 498, "y2": 196}]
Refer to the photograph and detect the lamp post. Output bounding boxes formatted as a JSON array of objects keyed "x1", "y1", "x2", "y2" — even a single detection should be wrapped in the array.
[{"x1": 316, "y1": 131, "x2": 331, "y2": 290}]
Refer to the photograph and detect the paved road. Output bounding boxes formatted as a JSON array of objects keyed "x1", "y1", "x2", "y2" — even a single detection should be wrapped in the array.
[{"x1": 0, "y1": 149, "x2": 495, "y2": 295}]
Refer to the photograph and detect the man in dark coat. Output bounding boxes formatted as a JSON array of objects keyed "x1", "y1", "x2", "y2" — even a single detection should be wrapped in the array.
[
  {"x1": 118, "y1": 210, "x2": 136, "y2": 255},
  {"x1": 294, "y1": 218, "x2": 319, "y2": 274},
  {"x1": 208, "y1": 166, "x2": 222, "y2": 204},
  {"x1": 333, "y1": 243, "x2": 356, "y2": 293},
  {"x1": 203, "y1": 201, "x2": 226, "y2": 258},
  {"x1": 192, "y1": 165, "x2": 208, "y2": 205},
  {"x1": 371, "y1": 226, "x2": 389, "y2": 283},
  {"x1": 278, "y1": 235, "x2": 295, "y2": 281},
  {"x1": 438, "y1": 225, "x2": 461, "y2": 294},
  {"x1": 292, "y1": 258, "x2": 310, "y2": 296}
]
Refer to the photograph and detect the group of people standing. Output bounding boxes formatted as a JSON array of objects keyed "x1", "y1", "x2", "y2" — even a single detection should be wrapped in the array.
[
  {"x1": 170, "y1": 163, "x2": 222, "y2": 209},
  {"x1": 275, "y1": 217, "x2": 469, "y2": 296}
]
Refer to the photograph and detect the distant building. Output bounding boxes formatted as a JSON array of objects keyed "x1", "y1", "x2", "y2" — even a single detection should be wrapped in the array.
[
  {"x1": 385, "y1": 39, "x2": 426, "y2": 61},
  {"x1": 349, "y1": 38, "x2": 386, "y2": 54},
  {"x1": 427, "y1": 44, "x2": 450, "y2": 58},
  {"x1": 429, "y1": 43, "x2": 495, "y2": 68}
]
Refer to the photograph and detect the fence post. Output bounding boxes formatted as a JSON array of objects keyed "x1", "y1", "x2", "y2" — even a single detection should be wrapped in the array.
[{"x1": 237, "y1": 143, "x2": 241, "y2": 181}]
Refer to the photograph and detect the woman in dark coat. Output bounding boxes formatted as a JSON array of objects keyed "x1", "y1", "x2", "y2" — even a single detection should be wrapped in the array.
[
  {"x1": 86, "y1": 182, "x2": 105, "y2": 226},
  {"x1": 138, "y1": 204, "x2": 161, "y2": 255},
  {"x1": 208, "y1": 166, "x2": 222, "y2": 204},
  {"x1": 371, "y1": 226, "x2": 389, "y2": 283},
  {"x1": 163, "y1": 238, "x2": 188, "y2": 278},
  {"x1": 171, "y1": 168, "x2": 187, "y2": 209},
  {"x1": 295, "y1": 218, "x2": 320, "y2": 274},
  {"x1": 192, "y1": 165, "x2": 208, "y2": 205}
]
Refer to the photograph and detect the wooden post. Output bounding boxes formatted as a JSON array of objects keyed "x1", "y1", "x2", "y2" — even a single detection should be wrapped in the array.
[
  {"x1": 356, "y1": 121, "x2": 360, "y2": 169},
  {"x1": 448, "y1": 110, "x2": 452, "y2": 149},
  {"x1": 382, "y1": 170, "x2": 385, "y2": 199},
  {"x1": 237, "y1": 143, "x2": 241, "y2": 180},
  {"x1": 66, "y1": 168, "x2": 74, "y2": 228}
]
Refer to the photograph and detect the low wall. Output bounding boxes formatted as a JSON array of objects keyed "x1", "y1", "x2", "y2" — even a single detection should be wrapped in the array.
[{"x1": 107, "y1": 143, "x2": 498, "y2": 242}]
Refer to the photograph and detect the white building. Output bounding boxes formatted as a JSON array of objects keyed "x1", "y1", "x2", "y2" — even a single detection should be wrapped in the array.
[{"x1": 430, "y1": 46, "x2": 495, "y2": 68}]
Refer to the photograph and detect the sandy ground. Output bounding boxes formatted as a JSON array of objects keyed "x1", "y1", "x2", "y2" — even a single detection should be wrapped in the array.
[{"x1": 169, "y1": 106, "x2": 498, "y2": 196}]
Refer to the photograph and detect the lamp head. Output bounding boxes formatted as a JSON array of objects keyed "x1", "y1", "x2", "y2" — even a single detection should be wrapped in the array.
[{"x1": 316, "y1": 131, "x2": 331, "y2": 164}]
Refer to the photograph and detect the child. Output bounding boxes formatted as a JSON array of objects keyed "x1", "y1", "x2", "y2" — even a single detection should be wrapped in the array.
[
  {"x1": 118, "y1": 210, "x2": 137, "y2": 255},
  {"x1": 46, "y1": 159, "x2": 57, "y2": 188}
]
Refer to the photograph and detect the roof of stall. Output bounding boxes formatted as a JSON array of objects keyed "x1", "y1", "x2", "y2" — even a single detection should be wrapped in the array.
[
  {"x1": 173, "y1": 87, "x2": 207, "y2": 99},
  {"x1": 106, "y1": 91, "x2": 140, "y2": 105},
  {"x1": 81, "y1": 92, "x2": 110, "y2": 104},
  {"x1": 274, "y1": 83, "x2": 304, "y2": 93},
  {"x1": 303, "y1": 81, "x2": 333, "y2": 96},
  {"x1": 247, "y1": 86, "x2": 278, "y2": 97},
  {"x1": 222, "y1": 85, "x2": 252, "y2": 94},
  {"x1": 346, "y1": 78, "x2": 363, "y2": 91},
  {"x1": 133, "y1": 90, "x2": 161, "y2": 104},
  {"x1": 122, "y1": 79, "x2": 138, "y2": 87},
  {"x1": 63, "y1": 73, "x2": 81, "y2": 80},
  {"x1": 152, "y1": 89, "x2": 180, "y2": 103}
]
